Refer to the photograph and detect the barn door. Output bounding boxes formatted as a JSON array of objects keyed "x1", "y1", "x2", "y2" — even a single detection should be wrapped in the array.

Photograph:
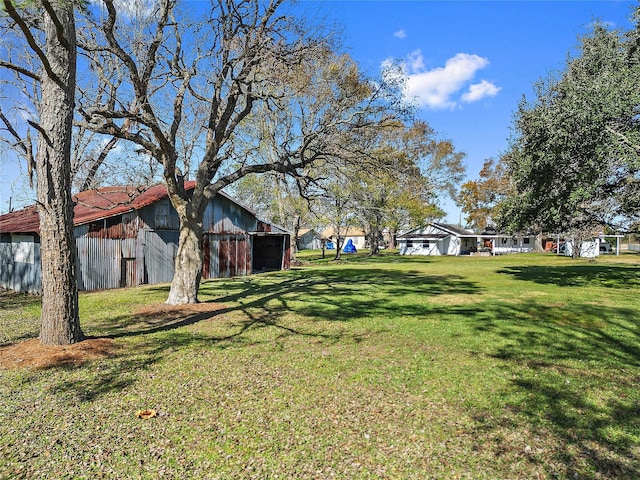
[{"x1": 120, "y1": 258, "x2": 137, "y2": 287}]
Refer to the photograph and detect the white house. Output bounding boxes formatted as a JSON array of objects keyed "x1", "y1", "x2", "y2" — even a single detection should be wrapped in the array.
[{"x1": 397, "y1": 223, "x2": 535, "y2": 256}]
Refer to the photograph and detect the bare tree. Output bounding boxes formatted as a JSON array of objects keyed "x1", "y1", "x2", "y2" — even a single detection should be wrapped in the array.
[
  {"x1": 229, "y1": 47, "x2": 404, "y2": 259},
  {"x1": 76, "y1": 0, "x2": 399, "y2": 303},
  {"x1": 1, "y1": 0, "x2": 82, "y2": 344}
]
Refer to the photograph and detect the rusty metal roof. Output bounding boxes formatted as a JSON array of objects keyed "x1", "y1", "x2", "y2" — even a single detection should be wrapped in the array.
[
  {"x1": 0, "y1": 205, "x2": 40, "y2": 234},
  {"x1": 0, "y1": 182, "x2": 196, "y2": 234}
]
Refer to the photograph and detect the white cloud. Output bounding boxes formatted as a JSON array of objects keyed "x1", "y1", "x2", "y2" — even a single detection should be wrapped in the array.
[
  {"x1": 462, "y1": 80, "x2": 501, "y2": 103},
  {"x1": 391, "y1": 50, "x2": 500, "y2": 110},
  {"x1": 393, "y1": 29, "x2": 407, "y2": 39},
  {"x1": 407, "y1": 50, "x2": 425, "y2": 71},
  {"x1": 92, "y1": 0, "x2": 157, "y2": 19}
]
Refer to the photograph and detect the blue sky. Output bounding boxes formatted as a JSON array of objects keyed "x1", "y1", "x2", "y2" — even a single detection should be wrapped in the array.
[
  {"x1": 311, "y1": 0, "x2": 637, "y2": 223},
  {"x1": 1, "y1": 0, "x2": 638, "y2": 222}
]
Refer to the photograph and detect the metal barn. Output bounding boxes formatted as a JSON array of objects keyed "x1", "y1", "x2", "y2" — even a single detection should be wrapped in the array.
[{"x1": 0, "y1": 183, "x2": 290, "y2": 294}]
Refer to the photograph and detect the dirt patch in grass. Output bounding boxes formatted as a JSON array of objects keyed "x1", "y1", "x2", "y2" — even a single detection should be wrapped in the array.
[
  {"x1": 0, "y1": 337, "x2": 118, "y2": 370},
  {"x1": 0, "y1": 303, "x2": 228, "y2": 371}
]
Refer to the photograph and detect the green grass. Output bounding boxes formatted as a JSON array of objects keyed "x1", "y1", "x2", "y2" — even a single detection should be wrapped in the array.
[{"x1": 1, "y1": 251, "x2": 640, "y2": 479}]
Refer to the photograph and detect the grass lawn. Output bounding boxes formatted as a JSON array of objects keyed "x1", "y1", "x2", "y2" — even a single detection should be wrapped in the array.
[{"x1": 1, "y1": 251, "x2": 639, "y2": 479}]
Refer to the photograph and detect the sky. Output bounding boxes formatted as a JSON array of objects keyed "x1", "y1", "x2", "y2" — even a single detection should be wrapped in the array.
[
  {"x1": 312, "y1": 0, "x2": 638, "y2": 223},
  {"x1": 1, "y1": 0, "x2": 638, "y2": 223}
]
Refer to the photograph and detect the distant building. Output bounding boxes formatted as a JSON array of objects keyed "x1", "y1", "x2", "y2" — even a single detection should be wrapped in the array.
[
  {"x1": 0, "y1": 182, "x2": 289, "y2": 294},
  {"x1": 321, "y1": 227, "x2": 367, "y2": 251},
  {"x1": 397, "y1": 222, "x2": 535, "y2": 256},
  {"x1": 296, "y1": 228, "x2": 324, "y2": 250}
]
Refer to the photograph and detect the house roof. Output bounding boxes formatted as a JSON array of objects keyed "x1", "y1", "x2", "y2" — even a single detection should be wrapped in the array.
[
  {"x1": 398, "y1": 233, "x2": 449, "y2": 240},
  {"x1": 298, "y1": 228, "x2": 325, "y2": 238},
  {"x1": 431, "y1": 222, "x2": 476, "y2": 237},
  {"x1": 398, "y1": 223, "x2": 475, "y2": 239},
  {"x1": 1, "y1": 182, "x2": 199, "y2": 234},
  {"x1": 0, "y1": 181, "x2": 292, "y2": 236},
  {"x1": 398, "y1": 222, "x2": 538, "y2": 240}
]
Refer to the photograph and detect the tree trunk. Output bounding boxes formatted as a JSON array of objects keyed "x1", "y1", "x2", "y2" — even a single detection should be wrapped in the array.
[
  {"x1": 368, "y1": 215, "x2": 383, "y2": 256},
  {"x1": 534, "y1": 233, "x2": 544, "y2": 252},
  {"x1": 166, "y1": 215, "x2": 204, "y2": 304},
  {"x1": 333, "y1": 237, "x2": 343, "y2": 260},
  {"x1": 572, "y1": 234, "x2": 582, "y2": 259},
  {"x1": 389, "y1": 228, "x2": 397, "y2": 249},
  {"x1": 290, "y1": 215, "x2": 301, "y2": 263},
  {"x1": 37, "y1": 2, "x2": 83, "y2": 345},
  {"x1": 369, "y1": 226, "x2": 381, "y2": 256}
]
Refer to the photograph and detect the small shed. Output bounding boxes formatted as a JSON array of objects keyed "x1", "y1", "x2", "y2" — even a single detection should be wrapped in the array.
[
  {"x1": 296, "y1": 228, "x2": 324, "y2": 250},
  {"x1": 0, "y1": 183, "x2": 290, "y2": 294}
]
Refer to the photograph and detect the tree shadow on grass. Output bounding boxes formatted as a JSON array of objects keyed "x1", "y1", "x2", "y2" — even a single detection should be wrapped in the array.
[
  {"x1": 468, "y1": 298, "x2": 640, "y2": 478},
  {"x1": 107, "y1": 267, "x2": 481, "y2": 338},
  {"x1": 39, "y1": 266, "x2": 481, "y2": 404},
  {"x1": 497, "y1": 263, "x2": 640, "y2": 288}
]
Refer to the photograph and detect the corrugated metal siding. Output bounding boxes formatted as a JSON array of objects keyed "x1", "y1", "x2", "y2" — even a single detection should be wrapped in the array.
[
  {"x1": 203, "y1": 234, "x2": 251, "y2": 279},
  {"x1": 122, "y1": 258, "x2": 137, "y2": 287},
  {"x1": 0, "y1": 240, "x2": 42, "y2": 294},
  {"x1": 137, "y1": 201, "x2": 178, "y2": 231},
  {"x1": 2, "y1": 191, "x2": 289, "y2": 294},
  {"x1": 204, "y1": 196, "x2": 257, "y2": 234},
  {"x1": 83, "y1": 212, "x2": 139, "y2": 239},
  {"x1": 76, "y1": 237, "x2": 122, "y2": 291},
  {"x1": 121, "y1": 238, "x2": 137, "y2": 258},
  {"x1": 145, "y1": 230, "x2": 179, "y2": 285}
]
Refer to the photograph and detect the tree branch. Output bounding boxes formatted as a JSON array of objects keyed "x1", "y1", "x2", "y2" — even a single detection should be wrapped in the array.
[
  {"x1": 40, "y1": 0, "x2": 70, "y2": 49},
  {"x1": 0, "y1": 60, "x2": 41, "y2": 82},
  {"x1": 605, "y1": 125, "x2": 640, "y2": 153},
  {"x1": 2, "y1": 0, "x2": 66, "y2": 89}
]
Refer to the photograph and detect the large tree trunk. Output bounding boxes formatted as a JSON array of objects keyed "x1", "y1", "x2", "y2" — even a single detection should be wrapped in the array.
[
  {"x1": 37, "y1": 2, "x2": 83, "y2": 345},
  {"x1": 534, "y1": 233, "x2": 544, "y2": 252},
  {"x1": 572, "y1": 234, "x2": 582, "y2": 260},
  {"x1": 368, "y1": 213, "x2": 383, "y2": 256},
  {"x1": 166, "y1": 215, "x2": 204, "y2": 304}
]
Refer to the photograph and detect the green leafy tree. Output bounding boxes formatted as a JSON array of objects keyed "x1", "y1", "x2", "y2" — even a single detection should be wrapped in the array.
[
  {"x1": 457, "y1": 156, "x2": 511, "y2": 232},
  {"x1": 349, "y1": 121, "x2": 465, "y2": 255},
  {"x1": 499, "y1": 21, "x2": 640, "y2": 252},
  {"x1": 76, "y1": 1, "x2": 401, "y2": 303},
  {"x1": 231, "y1": 47, "x2": 406, "y2": 260},
  {"x1": 232, "y1": 172, "x2": 316, "y2": 263}
]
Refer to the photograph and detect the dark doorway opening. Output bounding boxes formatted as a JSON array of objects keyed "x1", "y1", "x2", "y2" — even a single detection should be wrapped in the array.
[{"x1": 252, "y1": 235, "x2": 285, "y2": 272}]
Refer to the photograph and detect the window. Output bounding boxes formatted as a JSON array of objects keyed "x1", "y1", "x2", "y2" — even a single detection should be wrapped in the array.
[
  {"x1": 406, "y1": 240, "x2": 413, "y2": 247},
  {"x1": 422, "y1": 241, "x2": 430, "y2": 248},
  {"x1": 523, "y1": 238, "x2": 530, "y2": 244},
  {"x1": 502, "y1": 238, "x2": 507, "y2": 244},
  {"x1": 155, "y1": 203, "x2": 170, "y2": 229}
]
